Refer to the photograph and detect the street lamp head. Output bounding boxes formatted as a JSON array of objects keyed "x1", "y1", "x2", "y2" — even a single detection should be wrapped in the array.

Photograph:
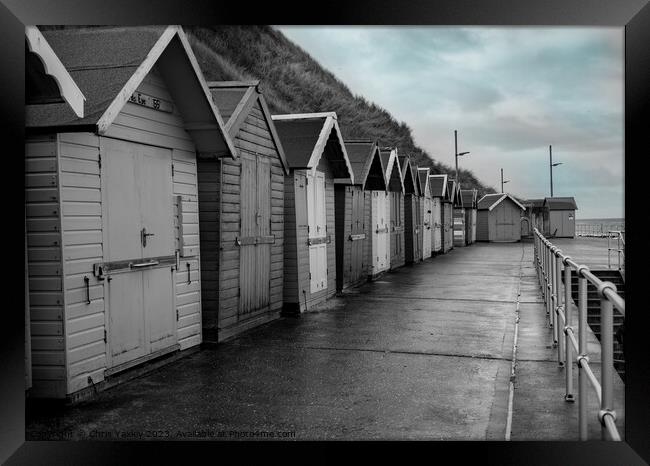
[
  {"x1": 503, "y1": 180, "x2": 510, "y2": 184},
  {"x1": 458, "y1": 151, "x2": 470, "y2": 156},
  {"x1": 552, "y1": 162, "x2": 563, "y2": 167}
]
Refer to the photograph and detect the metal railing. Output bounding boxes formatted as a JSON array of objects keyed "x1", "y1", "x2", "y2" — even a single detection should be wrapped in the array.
[
  {"x1": 576, "y1": 223, "x2": 625, "y2": 237},
  {"x1": 533, "y1": 228, "x2": 625, "y2": 441},
  {"x1": 607, "y1": 230, "x2": 625, "y2": 272}
]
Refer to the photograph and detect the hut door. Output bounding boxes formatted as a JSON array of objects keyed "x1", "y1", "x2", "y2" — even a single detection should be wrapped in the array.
[
  {"x1": 349, "y1": 188, "x2": 364, "y2": 283},
  {"x1": 307, "y1": 171, "x2": 328, "y2": 293},
  {"x1": 371, "y1": 191, "x2": 389, "y2": 273},
  {"x1": 423, "y1": 197, "x2": 432, "y2": 255},
  {"x1": 103, "y1": 139, "x2": 176, "y2": 368},
  {"x1": 239, "y1": 153, "x2": 272, "y2": 315}
]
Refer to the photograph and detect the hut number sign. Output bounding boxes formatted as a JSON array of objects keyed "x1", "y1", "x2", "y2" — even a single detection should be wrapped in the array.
[{"x1": 129, "y1": 91, "x2": 173, "y2": 113}]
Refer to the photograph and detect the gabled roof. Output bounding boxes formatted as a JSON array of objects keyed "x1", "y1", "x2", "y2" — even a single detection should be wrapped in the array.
[
  {"x1": 543, "y1": 197, "x2": 578, "y2": 210},
  {"x1": 477, "y1": 193, "x2": 527, "y2": 211},
  {"x1": 271, "y1": 112, "x2": 354, "y2": 182},
  {"x1": 379, "y1": 147, "x2": 405, "y2": 193},
  {"x1": 429, "y1": 174, "x2": 448, "y2": 199},
  {"x1": 26, "y1": 26, "x2": 85, "y2": 117},
  {"x1": 399, "y1": 155, "x2": 418, "y2": 195},
  {"x1": 460, "y1": 189, "x2": 478, "y2": 209},
  {"x1": 344, "y1": 140, "x2": 387, "y2": 190},
  {"x1": 26, "y1": 25, "x2": 236, "y2": 158},
  {"x1": 208, "y1": 80, "x2": 289, "y2": 174},
  {"x1": 417, "y1": 168, "x2": 430, "y2": 197}
]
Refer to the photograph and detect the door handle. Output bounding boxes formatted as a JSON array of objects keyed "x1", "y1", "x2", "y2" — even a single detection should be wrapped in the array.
[
  {"x1": 131, "y1": 260, "x2": 160, "y2": 269},
  {"x1": 141, "y1": 228, "x2": 155, "y2": 247}
]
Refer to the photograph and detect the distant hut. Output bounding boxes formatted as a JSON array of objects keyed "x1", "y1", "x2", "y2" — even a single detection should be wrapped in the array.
[
  {"x1": 380, "y1": 147, "x2": 406, "y2": 270},
  {"x1": 476, "y1": 194, "x2": 527, "y2": 242},
  {"x1": 417, "y1": 168, "x2": 433, "y2": 258},
  {"x1": 271, "y1": 112, "x2": 354, "y2": 314},
  {"x1": 337, "y1": 140, "x2": 387, "y2": 292},
  {"x1": 25, "y1": 26, "x2": 237, "y2": 399},
  {"x1": 203, "y1": 81, "x2": 290, "y2": 342},
  {"x1": 522, "y1": 198, "x2": 545, "y2": 236},
  {"x1": 400, "y1": 155, "x2": 422, "y2": 264},
  {"x1": 543, "y1": 197, "x2": 578, "y2": 238},
  {"x1": 461, "y1": 189, "x2": 478, "y2": 245},
  {"x1": 451, "y1": 181, "x2": 466, "y2": 247},
  {"x1": 429, "y1": 174, "x2": 448, "y2": 254}
]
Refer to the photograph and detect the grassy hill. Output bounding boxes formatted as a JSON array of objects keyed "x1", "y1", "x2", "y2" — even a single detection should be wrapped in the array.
[{"x1": 185, "y1": 26, "x2": 497, "y2": 196}]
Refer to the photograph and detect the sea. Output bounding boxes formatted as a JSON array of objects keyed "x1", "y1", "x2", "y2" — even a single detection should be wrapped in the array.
[{"x1": 575, "y1": 218, "x2": 625, "y2": 235}]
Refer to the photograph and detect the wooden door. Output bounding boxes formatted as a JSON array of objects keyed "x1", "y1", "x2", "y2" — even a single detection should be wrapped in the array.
[
  {"x1": 389, "y1": 192, "x2": 399, "y2": 265},
  {"x1": 103, "y1": 138, "x2": 175, "y2": 368},
  {"x1": 371, "y1": 191, "x2": 389, "y2": 274},
  {"x1": 423, "y1": 197, "x2": 432, "y2": 255},
  {"x1": 307, "y1": 170, "x2": 327, "y2": 293},
  {"x1": 349, "y1": 187, "x2": 364, "y2": 284},
  {"x1": 239, "y1": 153, "x2": 272, "y2": 315}
]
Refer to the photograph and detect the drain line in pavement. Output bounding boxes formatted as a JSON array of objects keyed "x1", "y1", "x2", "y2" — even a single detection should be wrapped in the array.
[{"x1": 505, "y1": 243, "x2": 525, "y2": 440}]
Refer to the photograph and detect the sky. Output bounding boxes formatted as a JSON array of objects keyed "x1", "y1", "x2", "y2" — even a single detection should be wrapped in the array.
[{"x1": 276, "y1": 27, "x2": 624, "y2": 219}]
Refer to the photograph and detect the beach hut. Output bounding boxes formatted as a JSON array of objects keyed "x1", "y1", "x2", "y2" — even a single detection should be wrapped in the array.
[
  {"x1": 543, "y1": 197, "x2": 578, "y2": 238},
  {"x1": 452, "y1": 181, "x2": 466, "y2": 247},
  {"x1": 25, "y1": 26, "x2": 237, "y2": 400},
  {"x1": 429, "y1": 174, "x2": 448, "y2": 254},
  {"x1": 400, "y1": 155, "x2": 422, "y2": 264},
  {"x1": 461, "y1": 189, "x2": 478, "y2": 245},
  {"x1": 200, "y1": 81, "x2": 289, "y2": 342},
  {"x1": 417, "y1": 168, "x2": 433, "y2": 259},
  {"x1": 476, "y1": 194, "x2": 527, "y2": 242},
  {"x1": 380, "y1": 147, "x2": 406, "y2": 270},
  {"x1": 336, "y1": 140, "x2": 387, "y2": 292},
  {"x1": 522, "y1": 199, "x2": 545, "y2": 236},
  {"x1": 271, "y1": 112, "x2": 354, "y2": 314}
]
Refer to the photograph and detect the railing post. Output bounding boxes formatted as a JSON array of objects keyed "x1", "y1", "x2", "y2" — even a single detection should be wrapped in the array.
[
  {"x1": 555, "y1": 250, "x2": 564, "y2": 365},
  {"x1": 578, "y1": 270, "x2": 588, "y2": 440},
  {"x1": 599, "y1": 284, "x2": 616, "y2": 440},
  {"x1": 607, "y1": 234, "x2": 611, "y2": 268},
  {"x1": 564, "y1": 257, "x2": 574, "y2": 401}
]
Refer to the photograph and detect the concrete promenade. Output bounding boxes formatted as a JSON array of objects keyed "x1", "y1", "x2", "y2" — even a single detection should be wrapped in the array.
[{"x1": 26, "y1": 240, "x2": 624, "y2": 441}]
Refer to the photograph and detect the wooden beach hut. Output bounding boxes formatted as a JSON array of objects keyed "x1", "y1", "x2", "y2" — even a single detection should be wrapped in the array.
[
  {"x1": 452, "y1": 181, "x2": 466, "y2": 247},
  {"x1": 200, "y1": 81, "x2": 289, "y2": 342},
  {"x1": 336, "y1": 140, "x2": 387, "y2": 292},
  {"x1": 543, "y1": 197, "x2": 578, "y2": 238},
  {"x1": 429, "y1": 174, "x2": 447, "y2": 254},
  {"x1": 380, "y1": 147, "x2": 406, "y2": 270},
  {"x1": 271, "y1": 112, "x2": 354, "y2": 314},
  {"x1": 522, "y1": 198, "x2": 545, "y2": 236},
  {"x1": 400, "y1": 155, "x2": 422, "y2": 264},
  {"x1": 25, "y1": 26, "x2": 237, "y2": 400},
  {"x1": 417, "y1": 168, "x2": 433, "y2": 259},
  {"x1": 461, "y1": 189, "x2": 478, "y2": 245},
  {"x1": 476, "y1": 194, "x2": 527, "y2": 242}
]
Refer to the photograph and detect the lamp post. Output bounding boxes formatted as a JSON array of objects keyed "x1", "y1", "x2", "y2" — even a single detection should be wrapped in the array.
[
  {"x1": 501, "y1": 168, "x2": 510, "y2": 193},
  {"x1": 454, "y1": 130, "x2": 470, "y2": 182},
  {"x1": 549, "y1": 145, "x2": 563, "y2": 197}
]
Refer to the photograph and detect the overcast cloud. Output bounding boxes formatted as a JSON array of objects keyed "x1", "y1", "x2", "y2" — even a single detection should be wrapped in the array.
[{"x1": 276, "y1": 27, "x2": 624, "y2": 219}]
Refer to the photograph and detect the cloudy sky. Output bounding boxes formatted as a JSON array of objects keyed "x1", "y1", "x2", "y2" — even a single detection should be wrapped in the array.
[{"x1": 276, "y1": 27, "x2": 624, "y2": 219}]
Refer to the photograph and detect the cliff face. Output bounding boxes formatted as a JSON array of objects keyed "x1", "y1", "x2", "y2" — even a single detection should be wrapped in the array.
[{"x1": 185, "y1": 26, "x2": 496, "y2": 196}]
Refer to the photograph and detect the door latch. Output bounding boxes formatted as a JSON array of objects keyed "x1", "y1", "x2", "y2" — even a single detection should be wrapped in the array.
[{"x1": 141, "y1": 227, "x2": 155, "y2": 247}]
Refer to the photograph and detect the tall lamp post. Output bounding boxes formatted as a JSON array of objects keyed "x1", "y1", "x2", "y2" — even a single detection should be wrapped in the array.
[
  {"x1": 549, "y1": 145, "x2": 562, "y2": 197},
  {"x1": 501, "y1": 168, "x2": 510, "y2": 193},
  {"x1": 454, "y1": 130, "x2": 470, "y2": 181}
]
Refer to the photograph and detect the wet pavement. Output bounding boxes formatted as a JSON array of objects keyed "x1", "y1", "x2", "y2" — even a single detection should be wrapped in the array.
[{"x1": 26, "y1": 239, "x2": 625, "y2": 441}]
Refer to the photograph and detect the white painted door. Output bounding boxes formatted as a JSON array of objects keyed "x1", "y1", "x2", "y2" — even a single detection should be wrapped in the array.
[
  {"x1": 432, "y1": 198, "x2": 442, "y2": 252},
  {"x1": 422, "y1": 197, "x2": 432, "y2": 257},
  {"x1": 371, "y1": 191, "x2": 389, "y2": 274},
  {"x1": 307, "y1": 170, "x2": 327, "y2": 293},
  {"x1": 103, "y1": 138, "x2": 176, "y2": 368}
]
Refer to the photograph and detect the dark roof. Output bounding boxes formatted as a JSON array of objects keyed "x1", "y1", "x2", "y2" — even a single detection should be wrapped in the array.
[
  {"x1": 544, "y1": 197, "x2": 578, "y2": 210},
  {"x1": 208, "y1": 86, "x2": 249, "y2": 124},
  {"x1": 26, "y1": 26, "x2": 166, "y2": 128},
  {"x1": 399, "y1": 155, "x2": 418, "y2": 194},
  {"x1": 344, "y1": 140, "x2": 386, "y2": 190},
  {"x1": 417, "y1": 168, "x2": 430, "y2": 194},
  {"x1": 460, "y1": 189, "x2": 476, "y2": 208},
  {"x1": 273, "y1": 118, "x2": 328, "y2": 168},
  {"x1": 477, "y1": 193, "x2": 526, "y2": 211},
  {"x1": 524, "y1": 198, "x2": 545, "y2": 208},
  {"x1": 429, "y1": 175, "x2": 447, "y2": 198}
]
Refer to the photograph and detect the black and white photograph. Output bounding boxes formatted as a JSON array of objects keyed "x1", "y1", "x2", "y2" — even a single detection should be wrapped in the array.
[{"x1": 3, "y1": 0, "x2": 650, "y2": 462}]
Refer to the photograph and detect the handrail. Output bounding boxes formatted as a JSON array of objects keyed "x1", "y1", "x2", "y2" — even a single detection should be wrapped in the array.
[
  {"x1": 533, "y1": 228, "x2": 624, "y2": 441},
  {"x1": 607, "y1": 230, "x2": 625, "y2": 271}
]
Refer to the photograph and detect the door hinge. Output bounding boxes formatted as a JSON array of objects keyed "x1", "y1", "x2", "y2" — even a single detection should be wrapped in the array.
[
  {"x1": 309, "y1": 272, "x2": 312, "y2": 279},
  {"x1": 98, "y1": 152, "x2": 102, "y2": 170},
  {"x1": 103, "y1": 329, "x2": 107, "y2": 343},
  {"x1": 171, "y1": 164, "x2": 175, "y2": 177},
  {"x1": 176, "y1": 309, "x2": 179, "y2": 321},
  {"x1": 307, "y1": 225, "x2": 310, "y2": 233}
]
